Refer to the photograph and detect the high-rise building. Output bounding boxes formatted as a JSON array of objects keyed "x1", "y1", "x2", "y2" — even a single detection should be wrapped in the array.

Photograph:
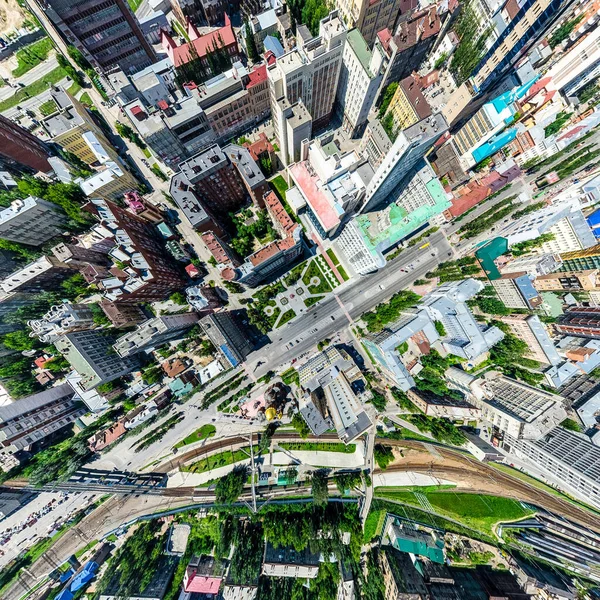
[
  {"x1": 28, "y1": 302, "x2": 95, "y2": 343},
  {"x1": 500, "y1": 253, "x2": 562, "y2": 277},
  {"x1": 385, "y1": 75, "x2": 432, "y2": 131},
  {"x1": 491, "y1": 273, "x2": 543, "y2": 309},
  {"x1": 336, "y1": 28, "x2": 386, "y2": 138},
  {"x1": 338, "y1": 160, "x2": 450, "y2": 274},
  {"x1": 55, "y1": 330, "x2": 139, "y2": 390},
  {"x1": 0, "y1": 384, "x2": 85, "y2": 463},
  {"x1": 470, "y1": 0, "x2": 577, "y2": 93},
  {"x1": 559, "y1": 244, "x2": 600, "y2": 272},
  {"x1": 556, "y1": 306, "x2": 600, "y2": 339},
  {"x1": 0, "y1": 256, "x2": 77, "y2": 295},
  {"x1": 359, "y1": 117, "x2": 393, "y2": 170},
  {"x1": 113, "y1": 313, "x2": 200, "y2": 357},
  {"x1": 0, "y1": 115, "x2": 53, "y2": 175},
  {"x1": 99, "y1": 300, "x2": 147, "y2": 328},
  {"x1": 271, "y1": 98, "x2": 313, "y2": 167},
  {"x1": 51, "y1": 243, "x2": 110, "y2": 267},
  {"x1": 199, "y1": 312, "x2": 253, "y2": 367},
  {"x1": 0, "y1": 197, "x2": 67, "y2": 247},
  {"x1": 29, "y1": 0, "x2": 156, "y2": 75},
  {"x1": 361, "y1": 114, "x2": 447, "y2": 213},
  {"x1": 498, "y1": 315, "x2": 561, "y2": 366},
  {"x1": 267, "y1": 12, "x2": 347, "y2": 132}
]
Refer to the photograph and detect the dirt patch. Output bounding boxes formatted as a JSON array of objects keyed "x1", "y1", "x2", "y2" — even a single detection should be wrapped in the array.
[{"x1": 0, "y1": 0, "x2": 28, "y2": 37}]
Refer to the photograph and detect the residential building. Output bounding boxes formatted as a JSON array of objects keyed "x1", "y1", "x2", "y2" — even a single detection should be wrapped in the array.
[
  {"x1": 138, "y1": 10, "x2": 168, "y2": 45},
  {"x1": 262, "y1": 542, "x2": 320, "y2": 578},
  {"x1": 500, "y1": 253, "x2": 562, "y2": 277},
  {"x1": 55, "y1": 330, "x2": 139, "y2": 391},
  {"x1": 184, "y1": 555, "x2": 226, "y2": 595},
  {"x1": 202, "y1": 232, "x2": 242, "y2": 268},
  {"x1": 79, "y1": 161, "x2": 139, "y2": 201},
  {"x1": 0, "y1": 256, "x2": 76, "y2": 295},
  {"x1": 246, "y1": 0, "x2": 281, "y2": 50},
  {"x1": 0, "y1": 114, "x2": 53, "y2": 174},
  {"x1": 162, "y1": 15, "x2": 240, "y2": 79},
  {"x1": 169, "y1": 0, "x2": 230, "y2": 26},
  {"x1": 545, "y1": 339, "x2": 600, "y2": 389},
  {"x1": 223, "y1": 191, "x2": 304, "y2": 287},
  {"x1": 380, "y1": 547, "x2": 429, "y2": 599},
  {"x1": 29, "y1": 0, "x2": 156, "y2": 75},
  {"x1": 113, "y1": 313, "x2": 199, "y2": 357},
  {"x1": 84, "y1": 198, "x2": 186, "y2": 303},
  {"x1": 0, "y1": 197, "x2": 67, "y2": 246},
  {"x1": 407, "y1": 389, "x2": 481, "y2": 420},
  {"x1": 491, "y1": 273, "x2": 543, "y2": 310},
  {"x1": 534, "y1": 269, "x2": 600, "y2": 292},
  {"x1": 361, "y1": 114, "x2": 447, "y2": 213},
  {"x1": 376, "y1": 7, "x2": 442, "y2": 89},
  {"x1": 51, "y1": 243, "x2": 110, "y2": 267},
  {"x1": 338, "y1": 160, "x2": 450, "y2": 274},
  {"x1": 243, "y1": 132, "x2": 280, "y2": 172},
  {"x1": 271, "y1": 97, "x2": 313, "y2": 167},
  {"x1": 556, "y1": 306, "x2": 600, "y2": 339},
  {"x1": 28, "y1": 302, "x2": 95, "y2": 343},
  {"x1": 386, "y1": 75, "x2": 432, "y2": 131},
  {"x1": 0, "y1": 384, "x2": 84, "y2": 464},
  {"x1": 359, "y1": 117, "x2": 393, "y2": 170},
  {"x1": 99, "y1": 300, "x2": 147, "y2": 328},
  {"x1": 502, "y1": 427, "x2": 600, "y2": 509},
  {"x1": 199, "y1": 312, "x2": 253, "y2": 367},
  {"x1": 471, "y1": 0, "x2": 580, "y2": 93},
  {"x1": 468, "y1": 371, "x2": 567, "y2": 440},
  {"x1": 287, "y1": 134, "x2": 372, "y2": 238},
  {"x1": 498, "y1": 315, "x2": 561, "y2": 366},
  {"x1": 559, "y1": 243, "x2": 600, "y2": 272},
  {"x1": 223, "y1": 144, "x2": 270, "y2": 206},
  {"x1": 124, "y1": 192, "x2": 164, "y2": 224},
  {"x1": 336, "y1": 28, "x2": 385, "y2": 138},
  {"x1": 267, "y1": 12, "x2": 347, "y2": 132}
]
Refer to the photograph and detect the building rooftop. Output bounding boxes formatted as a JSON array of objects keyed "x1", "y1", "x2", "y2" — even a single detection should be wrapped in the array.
[
  {"x1": 263, "y1": 542, "x2": 320, "y2": 566},
  {"x1": 399, "y1": 75, "x2": 432, "y2": 121},
  {"x1": 346, "y1": 28, "x2": 374, "y2": 76},
  {"x1": 0, "y1": 383, "x2": 75, "y2": 424},
  {"x1": 393, "y1": 6, "x2": 441, "y2": 52},
  {"x1": 223, "y1": 144, "x2": 266, "y2": 190}
]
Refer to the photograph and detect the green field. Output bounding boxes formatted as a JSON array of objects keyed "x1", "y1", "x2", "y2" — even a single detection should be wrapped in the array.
[
  {"x1": 277, "y1": 308, "x2": 296, "y2": 328},
  {"x1": 182, "y1": 445, "x2": 259, "y2": 474},
  {"x1": 278, "y1": 442, "x2": 356, "y2": 453},
  {"x1": 374, "y1": 490, "x2": 535, "y2": 536},
  {"x1": 364, "y1": 509, "x2": 387, "y2": 542},
  {"x1": 174, "y1": 424, "x2": 216, "y2": 449},
  {"x1": 12, "y1": 38, "x2": 54, "y2": 77}
]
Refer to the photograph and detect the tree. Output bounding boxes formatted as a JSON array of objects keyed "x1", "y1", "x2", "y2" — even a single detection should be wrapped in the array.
[
  {"x1": 291, "y1": 412, "x2": 310, "y2": 438},
  {"x1": 2, "y1": 330, "x2": 38, "y2": 351},
  {"x1": 169, "y1": 291, "x2": 188, "y2": 305},
  {"x1": 378, "y1": 82, "x2": 398, "y2": 117},
  {"x1": 311, "y1": 469, "x2": 329, "y2": 507},
  {"x1": 115, "y1": 121, "x2": 146, "y2": 149},
  {"x1": 67, "y1": 45, "x2": 91, "y2": 70},
  {"x1": 301, "y1": 0, "x2": 329, "y2": 36},
  {"x1": 434, "y1": 52, "x2": 449, "y2": 69},
  {"x1": 215, "y1": 465, "x2": 247, "y2": 504},
  {"x1": 244, "y1": 22, "x2": 259, "y2": 62},
  {"x1": 370, "y1": 390, "x2": 387, "y2": 412},
  {"x1": 142, "y1": 364, "x2": 163, "y2": 385},
  {"x1": 61, "y1": 273, "x2": 88, "y2": 300},
  {"x1": 334, "y1": 471, "x2": 362, "y2": 494},
  {"x1": 434, "y1": 320, "x2": 447, "y2": 336},
  {"x1": 374, "y1": 445, "x2": 394, "y2": 469},
  {"x1": 56, "y1": 53, "x2": 84, "y2": 87}
]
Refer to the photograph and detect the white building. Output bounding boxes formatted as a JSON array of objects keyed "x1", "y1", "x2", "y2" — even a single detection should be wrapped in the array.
[
  {"x1": 28, "y1": 302, "x2": 95, "y2": 343},
  {"x1": 336, "y1": 28, "x2": 385, "y2": 138}
]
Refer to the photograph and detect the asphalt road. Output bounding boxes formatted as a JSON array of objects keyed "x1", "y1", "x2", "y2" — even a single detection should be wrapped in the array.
[{"x1": 246, "y1": 231, "x2": 452, "y2": 377}]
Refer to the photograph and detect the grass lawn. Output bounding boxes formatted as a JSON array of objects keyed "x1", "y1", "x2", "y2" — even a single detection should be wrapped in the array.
[
  {"x1": 304, "y1": 295, "x2": 323, "y2": 307},
  {"x1": 127, "y1": 0, "x2": 144, "y2": 11},
  {"x1": 143, "y1": 147, "x2": 152, "y2": 158},
  {"x1": 174, "y1": 424, "x2": 216, "y2": 449},
  {"x1": 74, "y1": 539, "x2": 98, "y2": 558},
  {"x1": 79, "y1": 92, "x2": 93, "y2": 106},
  {"x1": 384, "y1": 426, "x2": 434, "y2": 443},
  {"x1": 326, "y1": 248, "x2": 340, "y2": 265},
  {"x1": 266, "y1": 306, "x2": 281, "y2": 328},
  {"x1": 277, "y1": 308, "x2": 296, "y2": 328},
  {"x1": 302, "y1": 260, "x2": 332, "y2": 294},
  {"x1": 38, "y1": 99, "x2": 57, "y2": 116},
  {"x1": 12, "y1": 38, "x2": 53, "y2": 77},
  {"x1": 364, "y1": 509, "x2": 387, "y2": 542},
  {"x1": 67, "y1": 81, "x2": 82, "y2": 96},
  {"x1": 373, "y1": 490, "x2": 535, "y2": 537},
  {"x1": 338, "y1": 265, "x2": 349, "y2": 281},
  {"x1": 182, "y1": 445, "x2": 259, "y2": 474},
  {"x1": 0, "y1": 66, "x2": 66, "y2": 113},
  {"x1": 278, "y1": 442, "x2": 356, "y2": 453}
]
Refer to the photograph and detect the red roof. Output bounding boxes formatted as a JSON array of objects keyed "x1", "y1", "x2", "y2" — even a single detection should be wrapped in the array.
[
  {"x1": 185, "y1": 263, "x2": 200, "y2": 277},
  {"x1": 265, "y1": 50, "x2": 277, "y2": 65},
  {"x1": 447, "y1": 185, "x2": 491, "y2": 217},
  {"x1": 184, "y1": 570, "x2": 222, "y2": 594},
  {"x1": 377, "y1": 28, "x2": 393, "y2": 53},
  {"x1": 157, "y1": 100, "x2": 169, "y2": 110},
  {"x1": 246, "y1": 64, "x2": 267, "y2": 89}
]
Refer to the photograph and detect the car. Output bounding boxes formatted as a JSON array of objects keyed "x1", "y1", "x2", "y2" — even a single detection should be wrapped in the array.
[{"x1": 331, "y1": 315, "x2": 335, "y2": 321}]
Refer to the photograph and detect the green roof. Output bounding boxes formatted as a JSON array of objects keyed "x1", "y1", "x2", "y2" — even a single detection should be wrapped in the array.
[
  {"x1": 347, "y1": 28, "x2": 374, "y2": 77},
  {"x1": 475, "y1": 237, "x2": 508, "y2": 280}
]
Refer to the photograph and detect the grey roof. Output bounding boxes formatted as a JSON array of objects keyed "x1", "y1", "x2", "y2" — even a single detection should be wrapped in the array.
[
  {"x1": 223, "y1": 144, "x2": 266, "y2": 190},
  {"x1": 264, "y1": 542, "x2": 320, "y2": 566},
  {"x1": 169, "y1": 171, "x2": 210, "y2": 228},
  {"x1": 0, "y1": 383, "x2": 75, "y2": 423}
]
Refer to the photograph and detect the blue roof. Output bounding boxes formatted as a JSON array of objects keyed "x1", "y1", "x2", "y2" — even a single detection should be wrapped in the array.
[
  {"x1": 472, "y1": 128, "x2": 518, "y2": 163},
  {"x1": 587, "y1": 208, "x2": 600, "y2": 230},
  {"x1": 70, "y1": 562, "x2": 99, "y2": 592},
  {"x1": 55, "y1": 590, "x2": 74, "y2": 600},
  {"x1": 263, "y1": 35, "x2": 284, "y2": 57}
]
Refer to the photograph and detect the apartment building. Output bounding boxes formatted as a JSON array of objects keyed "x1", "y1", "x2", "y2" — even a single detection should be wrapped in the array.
[
  {"x1": 28, "y1": 302, "x2": 95, "y2": 344},
  {"x1": 84, "y1": 198, "x2": 186, "y2": 303},
  {"x1": 334, "y1": 0, "x2": 407, "y2": 45},
  {"x1": 362, "y1": 113, "x2": 447, "y2": 213},
  {"x1": 0, "y1": 384, "x2": 84, "y2": 463},
  {"x1": 359, "y1": 118, "x2": 393, "y2": 170},
  {"x1": 199, "y1": 312, "x2": 253, "y2": 367},
  {"x1": 55, "y1": 330, "x2": 139, "y2": 391},
  {"x1": 500, "y1": 253, "x2": 562, "y2": 277},
  {"x1": 338, "y1": 159, "x2": 450, "y2": 274},
  {"x1": 491, "y1": 272, "x2": 543, "y2": 309},
  {"x1": 0, "y1": 256, "x2": 76, "y2": 295},
  {"x1": 52, "y1": 243, "x2": 110, "y2": 268},
  {"x1": 287, "y1": 133, "x2": 372, "y2": 238},
  {"x1": 0, "y1": 197, "x2": 67, "y2": 247},
  {"x1": 386, "y1": 75, "x2": 432, "y2": 131},
  {"x1": 262, "y1": 543, "x2": 320, "y2": 579},
  {"x1": 28, "y1": 0, "x2": 156, "y2": 75},
  {"x1": 271, "y1": 97, "x2": 313, "y2": 167},
  {"x1": 556, "y1": 307, "x2": 600, "y2": 339},
  {"x1": 0, "y1": 114, "x2": 53, "y2": 174},
  {"x1": 336, "y1": 28, "x2": 385, "y2": 138},
  {"x1": 498, "y1": 315, "x2": 561, "y2": 366},
  {"x1": 99, "y1": 300, "x2": 147, "y2": 328},
  {"x1": 534, "y1": 269, "x2": 600, "y2": 292},
  {"x1": 559, "y1": 244, "x2": 600, "y2": 272},
  {"x1": 268, "y1": 12, "x2": 346, "y2": 135},
  {"x1": 114, "y1": 313, "x2": 199, "y2": 357},
  {"x1": 79, "y1": 161, "x2": 139, "y2": 202}
]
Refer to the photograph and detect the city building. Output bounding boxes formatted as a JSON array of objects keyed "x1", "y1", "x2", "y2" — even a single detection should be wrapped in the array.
[
  {"x1": 376, "y1": 7, "x2": 442, "y2": 89},
  {"x1": 28, "y1": 0, "x2": 156, "y2": 75},
  {"x1": 51, "y1": 243, "x2": 110, "y2": 268},
  {"x1": 500, "y1": 253, "x2": 562, "y2": 277},
  {"x1": 338, "y1": 160, "x2": 450, "y2": 274},
  {"x1": 55, "y1": 330, "x2": 139, "y2": 391},
  {"x1": 28, "y1": 302, "x2": 95, "y2": 343},
  {"x1": 79, "y1": 161, "x2": 139, "y2": 201},
  {"x1": 184, "y1": 555, "x2": 226, "y2": 595},
  {"x1": 0, "y1": 384, "x2": 84, "y2": 466},
  {"x1": 0, "y1": 114, "x2": 53, "y2": 175},
  {"x1": 271, "y1": 98, "x2": 313, "y2": 167},
  {"x1": 113, "y1": 313, "x2": 199, "y2": 357},
  {"x1": 0, "y1": 256, "x2": 76, "y2": 295},
  {"x1": 162, "y1": 15, "x2": 240, "y2": 78},
  {"x1": 556, "y1": 306, "x2": 600, "y2": 339},
  {"x1": 359, "y1": 117, "x2": 393, "y2": 170},
  {"x1": 559, "y1": 243, "x2": 600, "y2": 272},
  {"x1": 336, "y1": 28, "x2": 385, "y2": 137},
  {"x1": 468, "y1": 371, "x2": 567, "y2": 440},
  {"x1": 267, "y1": 11, "x2": 347, "y2": 133},
  {"x1": 0, "y1": 197, "x2": 67, "y2": 247},
  {"x1": 262, "y1": 542, "x2": 320, "y2": 578},
  {"x1": 361, "y1": 114, "x2": 447, "y2": 213},
  {"x1": 243, "y1": 132, "x2": 280, "y2": 173},
  {"x1": 287, "y1": 134, "x2": 372, "y2": 238},
  {"x1": 199, "y1": 312, "x2": 253, "y2": 367},
  {"x1": 245, "y1": 0, "x2": 282, "y2": 51},
  {"x1": 99, "y1": 300, "x2": 147, "y2": 328},
  {"x1": 169, "y1": 0, "x2": 229, "y2": 26},
  {"x1": 498, "y1": 315, "x2": 561, "y2": 366},
  {"x1": 223, "y1": 144, "x2": 270, "y2": 206},
  {"x1": 84, "y1": 198, "x2": 186, "y2": 303},
  {"x1": 407, "y1": 389, "x2": 481, "y2": 420},
  {"x1": 385, "y1": 75, "x2": 432, "y2": 132},
  {"x1": 491, "y1": 273, "x2": 543, "y2": 310},
  {"x1": 534, "y1": 269, "x2": 600, "y2": 292}
]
